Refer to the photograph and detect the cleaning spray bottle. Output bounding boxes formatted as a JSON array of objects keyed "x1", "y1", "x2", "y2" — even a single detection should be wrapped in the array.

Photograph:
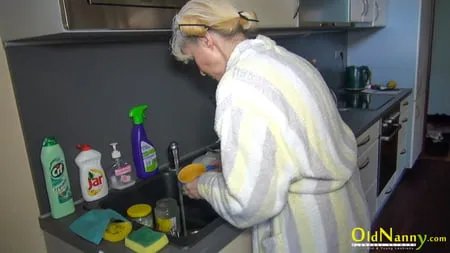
[
  {"x1": 129, "y1": 105, "x2": 159, "y2": 179},
  {"x1": 40, "y1": 137, "x2": 75, "y2": 219}
]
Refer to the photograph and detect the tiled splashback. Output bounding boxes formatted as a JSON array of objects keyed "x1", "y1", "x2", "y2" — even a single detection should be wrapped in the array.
[{"x1": 6, "y1": 31, "x2": 347, "y2": 214}]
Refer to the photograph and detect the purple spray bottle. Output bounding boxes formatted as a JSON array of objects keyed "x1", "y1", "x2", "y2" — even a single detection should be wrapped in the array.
[{"x1": 129, "y1": 105, "x2": 159, "y2": 179}]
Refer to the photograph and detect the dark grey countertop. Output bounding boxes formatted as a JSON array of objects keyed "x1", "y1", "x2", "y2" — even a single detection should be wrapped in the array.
[
  {"x1": 39, "y1": 88, "x2": 412, "y2": 253},
  {"x1": 339, "y1": 89, "x2": 413, "y2": 137},
  {"x1": 39, "y1": 204, "x2": 243, "y2": 253}
]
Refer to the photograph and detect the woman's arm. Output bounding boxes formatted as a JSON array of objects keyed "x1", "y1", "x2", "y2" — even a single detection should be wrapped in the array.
[{"x1": 197, "y1": 92, "x2": 298, "y2": 229}]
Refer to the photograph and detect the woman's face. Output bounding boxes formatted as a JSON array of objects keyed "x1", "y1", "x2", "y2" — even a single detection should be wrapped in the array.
[{"x1": 183, "y1": 35, "x2": 227, "y2": 81}]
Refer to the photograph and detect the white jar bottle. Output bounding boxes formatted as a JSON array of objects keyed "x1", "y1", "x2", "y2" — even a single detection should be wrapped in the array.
[{"x1": 75, "y1": 144, "x2": 109, "y2": 202}]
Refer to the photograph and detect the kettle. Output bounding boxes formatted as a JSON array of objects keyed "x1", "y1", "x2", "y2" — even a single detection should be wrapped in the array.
[{"x1": 345, "y1": 66, "x2": 371, "y2": 91}]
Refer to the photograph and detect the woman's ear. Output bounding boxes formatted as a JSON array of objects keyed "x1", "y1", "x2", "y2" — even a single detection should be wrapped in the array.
[{"x1": 198, "y1": 32, "x2": 216, "y2": 50}]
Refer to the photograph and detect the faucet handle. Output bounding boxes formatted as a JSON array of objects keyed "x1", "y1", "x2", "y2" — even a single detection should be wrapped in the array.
[{"x1": 167, "y1": 141, "x2": 180, "y2": 171}]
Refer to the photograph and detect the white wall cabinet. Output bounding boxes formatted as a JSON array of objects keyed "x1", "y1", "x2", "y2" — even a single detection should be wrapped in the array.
[
  {"x1": 350, "y1": 0, "x2": 375, "y2": 22},
  {"x1": 297, "y1": 0, "x2": 384, "y2": 25},
  {"x1": 228, "y1": 0, "x2": 299, "y2": 28},
  {"x1": 372, "y1": 0, "x2": 388, "y2": 27}
]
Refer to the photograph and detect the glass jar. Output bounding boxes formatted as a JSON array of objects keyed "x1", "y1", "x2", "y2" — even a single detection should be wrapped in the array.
[
  {"x1": 154, "y1": 198, "x2": 180, "y2": 235},
  {"x1": 127, "y1": 204, "x2": 154, "y2": 228}
]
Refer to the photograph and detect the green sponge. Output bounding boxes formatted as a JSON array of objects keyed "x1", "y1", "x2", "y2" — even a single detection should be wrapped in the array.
[{"x1": 125, "y1": 227, "x2": 169, "y2": 253}]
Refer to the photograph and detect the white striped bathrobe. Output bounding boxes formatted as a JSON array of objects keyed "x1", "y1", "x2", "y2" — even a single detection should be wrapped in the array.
[{"x1": 197, "y1": 35, "x2": 370, "y2": 253}]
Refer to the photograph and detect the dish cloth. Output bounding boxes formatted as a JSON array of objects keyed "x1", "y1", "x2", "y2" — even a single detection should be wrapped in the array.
[{"x1": 69, "y1": 209, "x2": 129, "y2": 245}]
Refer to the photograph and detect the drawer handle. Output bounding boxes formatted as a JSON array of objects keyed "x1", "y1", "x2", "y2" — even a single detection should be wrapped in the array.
[
  {"x1": 357, "y1": 135, "x2": 371, "y2": 147},
  {"x1": 402, "y1": 118, "x2": 408, "y2": 123},
  {"x1": 385, "y1": 188, "x2": 393, "y2": 194},
  {"x1": 402, "y1": 101, "x2": 409, "y2": 106},
  {"x1": 400, "y1": 149, "x2": 406, "y2": 155},
  {"x1": 359, "y1": 157, "x2": 370, "y2": 170}
]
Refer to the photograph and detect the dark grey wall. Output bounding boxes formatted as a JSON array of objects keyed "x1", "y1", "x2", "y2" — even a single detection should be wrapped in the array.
[
  {"x1": 6, "y1": 31, "x2": 347, "y2": 214},
  {"x1": 277, "y1": 32, "x2": 347, "y2": 91}
]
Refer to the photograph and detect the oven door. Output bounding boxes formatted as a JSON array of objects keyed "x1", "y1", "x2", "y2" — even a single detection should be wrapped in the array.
[{"x1": 378, "y1": 123, "x2": 401, "y2": 196}]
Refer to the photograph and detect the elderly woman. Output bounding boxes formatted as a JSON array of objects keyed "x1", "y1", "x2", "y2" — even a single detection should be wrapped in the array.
[{"x1": 170, "y1": 0, "x2": 370, "y2": 252}]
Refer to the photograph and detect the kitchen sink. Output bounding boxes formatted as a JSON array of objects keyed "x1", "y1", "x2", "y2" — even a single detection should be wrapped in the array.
[{"x1": 99, "y1": 171, "x2": 222, "y2": 249}]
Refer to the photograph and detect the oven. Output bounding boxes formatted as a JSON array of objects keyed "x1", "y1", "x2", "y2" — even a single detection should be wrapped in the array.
[{"x1": 378, "y1": 104, "x2": 401, "y2": 196}]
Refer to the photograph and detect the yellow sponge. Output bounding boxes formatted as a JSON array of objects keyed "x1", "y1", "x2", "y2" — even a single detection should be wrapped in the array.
[{"x1": 125, "y1": 227, "x2": 169, "y2": 253}]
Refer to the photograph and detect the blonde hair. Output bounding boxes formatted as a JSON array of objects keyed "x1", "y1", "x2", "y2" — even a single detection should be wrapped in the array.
[{"x1": 170, "y1": 0, "x2": 258, "y2": 63}]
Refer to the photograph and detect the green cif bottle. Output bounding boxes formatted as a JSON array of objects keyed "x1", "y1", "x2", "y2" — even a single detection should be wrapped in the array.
[{"x1": 40, "y1": 137, "x2": 75, "y2": 219}]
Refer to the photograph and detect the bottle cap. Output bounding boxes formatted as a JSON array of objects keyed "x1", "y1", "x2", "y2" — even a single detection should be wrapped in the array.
[
  {"x1": 110, "y1": 142, "x2": 121, "y2": 159},
  {"x1": 43, "y1": 137, "x2": 58, "y2": 147},
  {"x1": 76, "y1": 144, "x2": 92, "y2": 151}
]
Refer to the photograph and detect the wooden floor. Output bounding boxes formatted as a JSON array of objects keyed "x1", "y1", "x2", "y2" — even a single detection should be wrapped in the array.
[{"x1": 370, "y1": 158, "x2": 450, "y2": 252}]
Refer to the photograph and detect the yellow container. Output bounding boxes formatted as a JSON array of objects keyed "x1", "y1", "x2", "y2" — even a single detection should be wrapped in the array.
[
  {"x1": 127, "y1": 204, "x2": 154, "y2": 228},
  {"x1": 177, "y1": 163, "x2": 207, "y2": 183}
]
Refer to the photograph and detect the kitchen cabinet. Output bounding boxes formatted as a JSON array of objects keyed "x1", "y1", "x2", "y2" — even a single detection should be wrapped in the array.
[
  {"x1": 356, "y1": 121, "x2": 380, "y2": 221},
  {"x1": 348, "y1": 0, "x2": 433, "y2": 168},
  {"x1": 376, "y1": 165, "x2": 400, "y2": 212},
  {"x1": 228, "y1": 0, "x2": 299, "y2": 28},
  {"x1": 297, "y1": 0, "x2": 377, "y2": 25},
  {"x1": 411, "y1": 93, "x2": 427, "y2": 165},
  {"x1": 372, "y1": 0, "x2": 388, "y2": 27},
  {"x1": 397, "y1": 95, "x2": 412, "y2": 173},
  {"x1": 219, "y1": 229, "x2": 252, "y2": 253}
]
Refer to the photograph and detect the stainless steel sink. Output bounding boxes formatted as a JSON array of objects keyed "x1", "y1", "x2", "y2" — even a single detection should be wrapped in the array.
[{"x1": 99, "y1": 171, "x2": 222, "y2": 249}]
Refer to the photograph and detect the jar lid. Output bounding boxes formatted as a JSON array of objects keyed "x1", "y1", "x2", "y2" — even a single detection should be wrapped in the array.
[{"x1": 127, "y1": 204, "x2": 152, "y2": 218}]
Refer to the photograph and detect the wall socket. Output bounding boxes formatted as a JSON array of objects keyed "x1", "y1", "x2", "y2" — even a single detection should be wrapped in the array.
[{"x1": 334, "y1": 50, "x2": 344, "y2": 59}]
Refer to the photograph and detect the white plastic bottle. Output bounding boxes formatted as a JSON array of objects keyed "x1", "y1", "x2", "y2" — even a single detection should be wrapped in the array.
[
  {"x1": 108, "y1": 142, "x2": 136, "y2": 190},
  {"x1": 75, "y1": 144, "x2": 109, "y2": 202}
]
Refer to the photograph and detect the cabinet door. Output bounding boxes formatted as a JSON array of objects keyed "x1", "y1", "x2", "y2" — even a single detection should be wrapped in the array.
[
  {"x1": 358, "y1": 140, "x2": 379, "y2": 194},
  {"x1": 397, "y1": 96, "x2": 410, "y2": 172},
  {"x1": 350, "y1": 0, "x2": 374, "y2": 22},
  {"x1": 411, "y1": 94, "x2": 426, "y2": 166},
  {"x1": 228, "y1": 0, "x2": 299, "y2": 28},
  {"x1": 372, "y1": 0, "x2": 388, "y2": 26},
  {"x1": 365, "y1": 183, "x2": 377, "y2": 220},
  {"x1": 376, "y1": 168, "x2": 400, "y2": 212},
  {"x1": 219, "y1": 229, "x2": 252, "y2": 253}
]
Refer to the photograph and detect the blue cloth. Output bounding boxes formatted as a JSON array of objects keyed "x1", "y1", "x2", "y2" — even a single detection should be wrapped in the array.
[{"x1": 69, "y1": 209, "x2": 129, "y2": 245}]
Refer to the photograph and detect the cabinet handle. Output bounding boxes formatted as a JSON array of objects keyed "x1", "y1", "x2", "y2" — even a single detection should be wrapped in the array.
[
  {"x1": 400, "y1": 149, "x2": 406, "y2": 155},
  {"x1": 359, "y1": 157, "x2": 370, "y2": 170},
  {"x1": 385, "y1": 188, "x2": 393, "y2": 194},
  {"x1": 293, "y1": 2, "x2": 301, "y2": 19},
  {"x1": 357, "y1": 135, "x2": 371, "y2": 147},
  {"x1": 360, "y1": 0, "x2": 366, "y2": 16},
  {"x1": 402, "y1": 101, "x2": 409, "y2": 106},
  {"x1": 374, "y1": 1, "x2": 380, "y2": 22},
  {"x1": 402, "y1": 118, "x2": 408, "y2": 123},
  {"x1": 364, "y1": 0, "x2": 369, "y2": 16}
]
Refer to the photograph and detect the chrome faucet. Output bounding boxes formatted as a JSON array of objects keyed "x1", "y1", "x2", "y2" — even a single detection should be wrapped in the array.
[
  {"x1": 168, "y1": 141, "x2": 181, "y2": 174},
  {"x1": 167, "y1": 141, "x2": 187, "y2": 236}
]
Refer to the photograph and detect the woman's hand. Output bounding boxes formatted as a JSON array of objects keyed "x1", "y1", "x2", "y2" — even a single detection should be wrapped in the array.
[
  {"x1": 207, "y1": 159, "x2": 222, "y2": 172},
  {"x1": 183, "y1": 178, "x2": 203, "y2": 199}
]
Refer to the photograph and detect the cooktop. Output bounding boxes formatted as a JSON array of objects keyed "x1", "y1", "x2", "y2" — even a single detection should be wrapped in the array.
[{"x1": 336, "y1": 91, "x2": 395, "y2": 111}]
